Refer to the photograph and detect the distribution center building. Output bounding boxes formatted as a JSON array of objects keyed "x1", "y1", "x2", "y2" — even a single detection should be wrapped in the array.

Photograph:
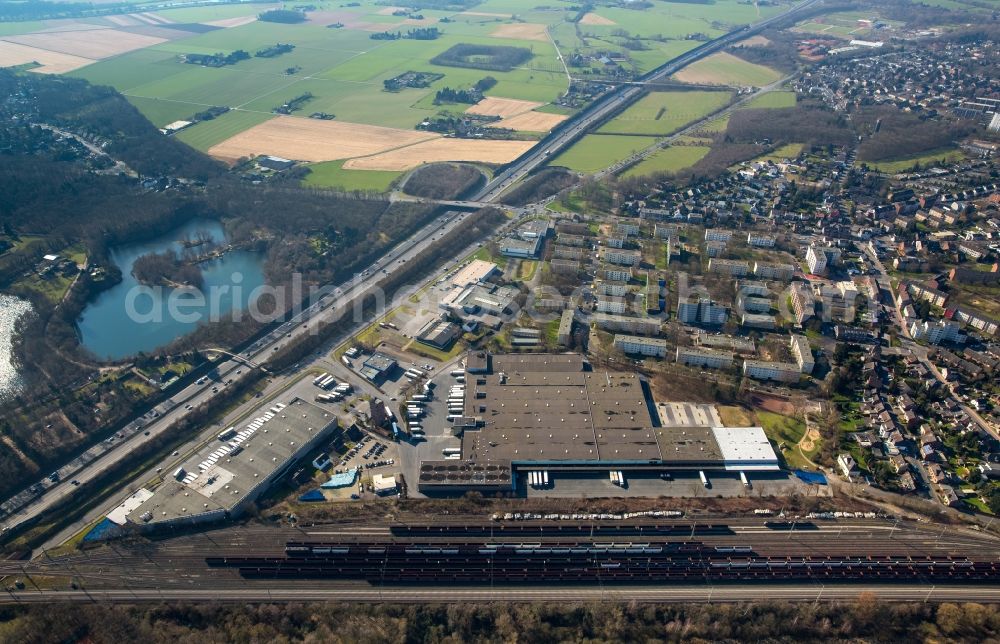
[
  {"x1": 118, "y1": 397, "x2": 339, "y2": 529},
  {"x1": 418, "y1": 353, "x2": 780, "y2": 493}
]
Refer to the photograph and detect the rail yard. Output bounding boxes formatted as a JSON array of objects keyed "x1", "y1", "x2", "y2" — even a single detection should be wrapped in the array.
[{"x1": 2, "y1": 516, "x2": 999, "y2": 603}]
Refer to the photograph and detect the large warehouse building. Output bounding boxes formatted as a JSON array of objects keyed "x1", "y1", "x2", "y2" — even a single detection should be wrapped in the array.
[
  {"x1": 116, "y1": 397, "x2": 339, "y2": 529},
  {"x1": 418, "y1": 353, "x2": 779, "y2": 493}
]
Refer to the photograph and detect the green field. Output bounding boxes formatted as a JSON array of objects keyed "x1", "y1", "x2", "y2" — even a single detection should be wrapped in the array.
[
  {"x1": 869, "y1": 148, "x2": 967, "y2": 173},
  {"x1": 51, "y1": 0, "x2": 789, "y2": 157},
  {"x1": 551, "y1": 134, "x2": 657, "y2": 173},
  {"x1": 599, "y1": 90, "x2": 732, "y2": 136},
  {"x1": 622, "y1": 145, "x2": 710, "y2": 178},
  {"x1": 175, "y1": 110, "x2": 276, "y2": 151},
  {"x1": 746, "y1": 143, "x2": 805, "y2": 165},
  {"x1": 674, "y1": 52, "x2": 783, "y2": 87},
  {"x1": 744, "y1": 90, "x2": 796, "y2": 109},
  {"x1": 301, "y1": 160, "x2": 402, "y2": 192}
]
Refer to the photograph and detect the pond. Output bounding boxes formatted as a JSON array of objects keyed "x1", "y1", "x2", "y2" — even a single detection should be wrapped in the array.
[{"x1": 77, "y1": 219, "x2": 266, "y2": 361}]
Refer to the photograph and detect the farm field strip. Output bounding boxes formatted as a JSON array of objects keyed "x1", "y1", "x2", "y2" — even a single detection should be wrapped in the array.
[
  {"x1": 342, "y1": 138, "x2": 536, "y2": 171},
  {"x1": 17, "y1": 0, "x2": 797, "y2": 176},
  {"x1": 672, "y1": 51, "x2": 783, "y2": 87},
  {"x1": 3, "y1": 28, "x2": 167, "y2": 59},
  {"x1": 467, "y1": 96, "x2": 544, "y2": 118},
  {"x1": 598, "y1": 90, "x2": 733, "y2": 136},
  {"x1": 206, "y1": 115, "x2": 439, "y2": 163},
  {"x1": 489, "y1": 110, "x2": 567, "y2": 132},
  {"x1": 551, "y1": 134, "x2": 658, "y2": 173},
  {"x1": 622, "y1": 145, "x2": 711, "y2": 178},
  {"x1": 0, "y1": 40, "x2": 95, "y2": 74}
]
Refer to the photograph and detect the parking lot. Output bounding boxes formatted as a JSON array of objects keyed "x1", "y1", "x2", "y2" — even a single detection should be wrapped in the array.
[{"x1": 318, "y1": 434, "x2": 403, "y2": 501}]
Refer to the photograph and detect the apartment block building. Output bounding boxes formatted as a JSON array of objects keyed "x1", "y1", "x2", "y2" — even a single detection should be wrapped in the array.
[
  {"x1": 753, "y1": 261, "x2": 796, "y2": 280},
  {"x1": 742, "y1": 359, "x2": 801, "y2": 383},
  {"x1": 614, "y1": 334, "x2": 668, "y2": 357},
  {"x1": 704, "y1": 229, "x2": 733, "y2": 242},
  {"x1": 790, "y1": 334, "x2": 814, "y2": 374},
  {"x1": 747, "y1": 232, "x2": 776, "y2": 248},
  {"x1": 593, "y1": 313, "x2": 660, "y2": 335},
  {"x1": 675, "y1": 347, "x2": 735, "y2": 369},
  {"x1": 708, "y1": 258, "x2": 750, "y2": 277},
  {"x1": 602, "y1": 248, "x2": 641, "y2": 266}
]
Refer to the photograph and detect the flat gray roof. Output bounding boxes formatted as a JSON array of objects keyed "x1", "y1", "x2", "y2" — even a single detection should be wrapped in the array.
[
  {"x1": 446, "y1": 353, "x2": 779, "y2": 470},
  {"x1": 128, "y1": 397, "x2": 338, "y2": 525}
]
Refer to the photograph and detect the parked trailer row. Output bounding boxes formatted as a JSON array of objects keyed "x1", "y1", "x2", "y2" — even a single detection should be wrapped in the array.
[
  {"x1": 312, "y1": 373, "x2": 328, "y2": 387},
  {"x1": 610, "y1": 471, "x2": 625, "y2": 486}
]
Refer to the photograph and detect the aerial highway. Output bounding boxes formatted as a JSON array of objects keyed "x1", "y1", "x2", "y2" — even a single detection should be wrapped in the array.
[
  {"x1": 0, "y1": 0, "x2": 823, "y2": 545},
  {"x1": 473, "y1": 0, "x2": 825, "y2": 203},
  {"x1": 0, "y1": 206, "x2": 486, "y2": 536}
]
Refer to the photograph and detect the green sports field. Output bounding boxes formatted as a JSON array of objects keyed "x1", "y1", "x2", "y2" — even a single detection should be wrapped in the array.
[
  {"x1": 175, "y1": 110, "x2": 276, "y2": 151},
  {"x1": 622, "y1": 145, "x2": 711, "y2": 178},
  {"x1": 301, "y1": 160, "x2": 403, "y2": 192},
  {"x1": 673, "y1": 52, "x2": 784, "y2": 87},
  {"x1": 869, "y1": 148, "x2": 967, "y2": 173},
  {"x1": 551, "y1": 134, "x2": 657, "y2": 173},
  {"x1": 744, "y1": 90, "x2": 797, "y2": 109},
  {"x1": 598, "y1": 90, "x2": 732, "y2": 136}
]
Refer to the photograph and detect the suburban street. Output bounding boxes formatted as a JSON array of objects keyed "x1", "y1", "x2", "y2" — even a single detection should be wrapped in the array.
[{"x1": 864, "y1": 245, "x2": 999, "y2": 442}]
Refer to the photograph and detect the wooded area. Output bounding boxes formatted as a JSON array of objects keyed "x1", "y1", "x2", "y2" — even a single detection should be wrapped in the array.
[
  {"x1": 0, "y1": 70, "x2": 438, "y2": 500},
  {"x1": 402, "y1": 163, "x2": 484, "y2": 200},
  {"x1": 1, "y1": 598, "x2": 997, "y2": 642}
]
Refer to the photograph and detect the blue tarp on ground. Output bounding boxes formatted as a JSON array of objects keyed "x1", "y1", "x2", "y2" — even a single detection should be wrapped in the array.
[
  {"x1": 321, "y1": 467, "x2": 358, "y2": 489},
  {"x1": 82, "y1": 517, "x2": 126, "y2": 542},
  {"x1": 794, "y1": 470, "x2": 828, "y2": 485},
  {"x1": 298, "y1": 489, "x2": 326, "y2": 502}
]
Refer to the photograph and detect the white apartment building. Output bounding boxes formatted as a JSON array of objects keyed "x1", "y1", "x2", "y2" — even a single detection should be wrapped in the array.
[
  {"x1": 614, "y1": 334, "x2": 668, "y2": 357},
  {"x1": 708, "y1": 259, "x2": 750, "y2": 277},
  {"x1": 747, "y1": 232, "x2": 776, "y2": 248},
  {"x1": 704, "y1": 229, "x2": 733, "y2": 242},
  {"x1": 742, "y1": 359, "x2": 801, "y2": 383},
  {"x1": 806, "y1": 245, "x2": 827, "y2": 274},
  {"x1": 602, "y1": 248, "x2": 641, "y2": 266},
  {"x1": 790, "y1": 335, "x2": 814, "y2": 374},
  {"x1": 675, "y1": 347, "x2": 734, "y2": 369}
]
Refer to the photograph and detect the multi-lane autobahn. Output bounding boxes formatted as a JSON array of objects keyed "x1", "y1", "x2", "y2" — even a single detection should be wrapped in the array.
[
  {"x1": 473, "y1": 0, "x2": 824, "y2": 203},
  {"x1": 1, "y1": 0, "x2": 823, "y2": 544},
  {"x1": 0, "y1": 207, "x2": 488, "y2": 535}
]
